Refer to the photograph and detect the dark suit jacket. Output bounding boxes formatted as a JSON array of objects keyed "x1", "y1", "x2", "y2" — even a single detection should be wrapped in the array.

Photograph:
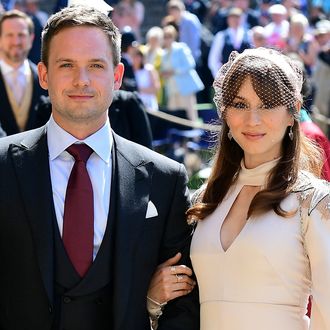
[
  {"x1": 0, "y1": 123, "x2": 6, "y2": 138},
  {"x1": 0, "y1": 127, "x2": 199, "y2": 330},
  {"x1": 35, "y1": 90, "x2": 153, "y2": 149},
  {"x1": 0, "y1": 61, "x2": 48, "y2": 136}
]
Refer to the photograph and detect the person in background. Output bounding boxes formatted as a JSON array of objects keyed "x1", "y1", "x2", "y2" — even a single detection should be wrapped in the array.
[
  {"x1": 23, "y1": 0, "x2": 49, "y2": 64},
  {"x1": 119, "y1": 27, "x2": 138, "y2": 92},
  {"x1": 24, "y1": 0, "x2": 49, "y2": 26},
  {"x1": 0, "y1": 9, "x2": 47, "y2": 135},
  {"x1": 250, "y1": 25, "x2": 268, "y2": 48},
  {"x1": 148, "y1": 47, "x2": 330, "y2": 329},
  {"x1": 166, "y1": 0, "x2": 202, "y2": 64},
  {"x1": 284, "y1": 13, "x2": 319, "y2": 76},
  {"x1": 141, "y1": 26, "x2": 165, "y2": 105},
  {"x1": 311, "y1": 20, "x2": 330, "y2": 137},
  {"x1": 0, "y1": 0, "x2": 16, "y2": 10},
  {"x1": 208, "y1": 7, "x2": 251, "y2": 78},
  {"x1": 264, "y1": 4, "x2": 289, "y2": 50},
  {"x1": 211, "y1": 0, "x2": 258, "y2": 33},
  {"x1": 232, "y1": 0, "x2": 259, "y2": 30},
  {"x1": 0, "y1": 5, "x2": 199, "y2": 329},
  {"x1": 132, "y1": 47, "x2": 160, "y2": 112},
  {"x1": 208, "y1": 0, "x2": 232, "y2": 34},
  {"x1": 161, "y1": 24, "x2": 204, "y2": 122},
  {"x1": 111, "y1": 0, "x2": 144, "y2": 41}
]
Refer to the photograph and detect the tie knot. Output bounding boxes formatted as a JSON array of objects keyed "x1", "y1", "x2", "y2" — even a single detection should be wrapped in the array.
[{"x1": 67, "y1": 144, "x2": 93, "y2": 163}]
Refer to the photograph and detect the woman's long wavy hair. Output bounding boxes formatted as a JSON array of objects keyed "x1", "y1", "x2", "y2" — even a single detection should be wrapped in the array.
[{"x1": 187, "y1": 53, "x2": 322, "y2": 223}]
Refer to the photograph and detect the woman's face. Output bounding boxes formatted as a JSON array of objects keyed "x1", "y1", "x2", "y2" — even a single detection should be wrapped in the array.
[
  {"x1": 225, "y1": 77, "x2": 293, "y2": 169},
  {"x1": 131, "y1": 51, "x2": 143, "y2": 69},
  {"x1": 163, "y1": 31, "x2": 175, "y2": 48}
]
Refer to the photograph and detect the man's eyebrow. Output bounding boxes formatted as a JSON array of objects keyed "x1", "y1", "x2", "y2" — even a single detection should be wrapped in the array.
[
  {"x1": 88, "y1": 58, "x2": 107, "y2": 63},
  {"x1": 55, "y1": 58, "x2": 107, "y2": 64},
  {"x1": 55, "y1": 58, "x2": 75, "y2": 63}
]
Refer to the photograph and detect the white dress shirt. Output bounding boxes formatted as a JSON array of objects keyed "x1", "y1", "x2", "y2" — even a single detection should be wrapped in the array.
[
  {"x1": 208, "y1": 27, "x2": 248, "y2": 78},
  {"x1": 0, "y1": 59, "x2": 30, "y2": 105},
  {"x1": 47, "y1": 115, "x2": 112, "y2": 259}
]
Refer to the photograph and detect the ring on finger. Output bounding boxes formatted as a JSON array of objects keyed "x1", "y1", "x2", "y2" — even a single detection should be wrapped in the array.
[
  {"x1": 175, "y1": 274, "x2": 183, "y2": 282},
  {"x1": 170, "y1": 266, "x2": 176, "y2": 274}
]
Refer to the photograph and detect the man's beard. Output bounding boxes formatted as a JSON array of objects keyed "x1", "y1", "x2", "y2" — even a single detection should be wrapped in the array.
[{"x1": 2, "y1": 48, "x2": 29, "y2": 64}]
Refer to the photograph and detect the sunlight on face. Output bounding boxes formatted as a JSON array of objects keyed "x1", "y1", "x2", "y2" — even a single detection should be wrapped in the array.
[
  {"x1": 225, "y1": 77, "x2": 293, "y2": 169},
  {"x1": 38, "y1": 26, "x2": 123, "y2": 135}
]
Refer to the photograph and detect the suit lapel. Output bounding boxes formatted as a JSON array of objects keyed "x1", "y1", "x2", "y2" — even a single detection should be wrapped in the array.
[
  {"x1": 112, "y1": 134, "x2": 154, "y2": 330},
  {"x1": 10, "y1": 127, "x2": 55, "y2": 304}
]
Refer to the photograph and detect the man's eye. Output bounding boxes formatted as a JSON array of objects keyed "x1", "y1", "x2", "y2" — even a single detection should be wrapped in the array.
[
  {"x1": 59, "y1": 63, "x2": 73, "y2": 68},
  {"x1": 91, "y1": 64, "x2": 104, "y2": 69}
]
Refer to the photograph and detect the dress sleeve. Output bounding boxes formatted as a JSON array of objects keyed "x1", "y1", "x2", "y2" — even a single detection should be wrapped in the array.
[{"x1": 302, "y1": 182, "x2": 330, "y2": 329}]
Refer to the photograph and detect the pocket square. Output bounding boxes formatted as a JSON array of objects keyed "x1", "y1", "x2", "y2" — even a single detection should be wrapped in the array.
[{"x1": 146, "y1": 201, "x2": 158, "y2": 219}]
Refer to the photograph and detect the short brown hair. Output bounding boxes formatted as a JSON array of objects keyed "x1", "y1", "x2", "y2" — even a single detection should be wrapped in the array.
[
  {"x1": 0, "y1": 9, "x2": 35, "y2": 36},
  {"x1": 41, "y1": 5, "x2": 121, "y2": 68}
]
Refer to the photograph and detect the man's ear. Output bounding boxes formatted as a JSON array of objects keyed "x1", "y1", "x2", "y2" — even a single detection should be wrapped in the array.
[
  {"x1": 37, "y1": 62, "x2": 49, "y2": 91},
  {"x1": 114, "y1": 63, "x2": 124, "y2": 90}
]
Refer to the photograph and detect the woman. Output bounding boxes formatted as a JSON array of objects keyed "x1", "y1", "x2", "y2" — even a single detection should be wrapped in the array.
[
  {"x1": 284, "y1": 13, "x2": 319, "y2": 76},
  {"x1": 131, "y1": 47, "x2": 160, "y2": 112},
  {"x1": 141, "y1": 26, "x2": 165, "y2": 105},
  {"x1": 161, "y1": 25, "x2": 204, "y2": 122},
  {"x1": 147, "y1": 48, "x2": 330, "y2": 329}
]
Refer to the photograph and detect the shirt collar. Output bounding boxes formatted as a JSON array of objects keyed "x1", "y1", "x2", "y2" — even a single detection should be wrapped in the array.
[
  {"x1": 0, "y1": 59, "x2": 30, "y2": 75},
  {"x1": 47, "y1": 115, "x2": 112, "y2": 163}
]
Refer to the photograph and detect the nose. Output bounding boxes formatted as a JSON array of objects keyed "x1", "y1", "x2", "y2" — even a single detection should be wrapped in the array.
[
  {"x1": 245, "y1": 109, "x2": 262, "y2": 125},
  {"x1": 73, "y1": 68, "x2": 90, "y2": 87},
  {"x1": 11, "y1": 35, "x2": 21, "y2": 45}
]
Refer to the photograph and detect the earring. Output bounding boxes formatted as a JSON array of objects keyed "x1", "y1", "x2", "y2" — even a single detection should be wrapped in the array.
[
  {"x1": 288, "y1": 125, "x2": 293, "y2": 141},
  {"x1": 227, "y1": 130, "x2": 233, "y2": 140}
]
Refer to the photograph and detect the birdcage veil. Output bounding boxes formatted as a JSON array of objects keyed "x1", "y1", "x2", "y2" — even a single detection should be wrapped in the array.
[{"x1": 213, "y1": 48, "x2": 303, "y2": 118}]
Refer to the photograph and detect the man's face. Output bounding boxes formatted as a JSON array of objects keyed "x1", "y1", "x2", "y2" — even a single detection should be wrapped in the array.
[
  {"x1": 0, "y1": 17, "x2": 34, "y2": 66},
  {"x1": 38, "y1": 26, "x2": 123, "y2": 135}
]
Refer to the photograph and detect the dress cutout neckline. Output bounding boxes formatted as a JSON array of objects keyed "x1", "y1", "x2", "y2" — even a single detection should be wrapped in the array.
[{"x1": 220, "y1": 158, "x2": 280, "y2": 252}]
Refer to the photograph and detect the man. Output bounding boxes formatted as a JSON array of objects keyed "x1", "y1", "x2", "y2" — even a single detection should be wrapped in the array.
[
  {"x1": 167, "y1": 0, "x2": 202, "y2": 64},
  {"x1": 35, "y1": 90, "x2": 154, "y2": 149},
  {"x1": 208, "y1": 7, "x2": 252, "y2": 78},
  {"x1": 0, "y1": 5, "x2": 199, "y2": 330},
  {"x1": 119, "y1": 27, "x2": 138, "y2": 92},
  {"x1": 0, "y1": 10, "x2": 47, "y2": 135},
  {"x1": 212, "y1": 0, "x2": 259, "y2": 33}
]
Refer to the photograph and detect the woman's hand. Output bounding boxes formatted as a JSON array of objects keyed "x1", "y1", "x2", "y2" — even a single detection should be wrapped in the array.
[{"x1": 147, "y1": 252, "x2": 196, "y2": 305}]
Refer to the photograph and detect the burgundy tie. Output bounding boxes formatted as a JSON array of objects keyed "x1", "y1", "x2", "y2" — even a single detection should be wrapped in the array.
[{"x1": 63, "y1": 144, "x2": 94, "y2": 277}]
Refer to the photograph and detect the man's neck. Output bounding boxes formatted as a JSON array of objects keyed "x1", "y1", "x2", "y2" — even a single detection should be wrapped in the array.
[{"x1": 1, "y1": 58, "x2": 25, "y2": 70}]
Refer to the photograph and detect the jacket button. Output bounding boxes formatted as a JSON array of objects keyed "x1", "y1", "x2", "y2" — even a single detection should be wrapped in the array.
[{"x1": 63, "y1": 296, "x2": 71, "y2": 304}]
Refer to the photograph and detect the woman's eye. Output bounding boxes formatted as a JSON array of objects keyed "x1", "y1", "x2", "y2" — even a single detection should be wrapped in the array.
[
  {"x1": 259, "y1": 104, "x2": 277, "y2": 111},
  {"x1": 232, "y1": 102, "x2": 247, "y2": 109}
]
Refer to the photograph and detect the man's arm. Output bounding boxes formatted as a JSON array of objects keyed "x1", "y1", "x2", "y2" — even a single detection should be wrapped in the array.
[{"x1": 157, "y1": 164, "x2": 200, "y2": 330}]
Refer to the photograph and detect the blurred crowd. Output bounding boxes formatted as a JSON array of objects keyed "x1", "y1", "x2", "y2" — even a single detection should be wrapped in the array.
[{"x1": 0, "y1": 0, "x2": 329, "y2": 169}]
